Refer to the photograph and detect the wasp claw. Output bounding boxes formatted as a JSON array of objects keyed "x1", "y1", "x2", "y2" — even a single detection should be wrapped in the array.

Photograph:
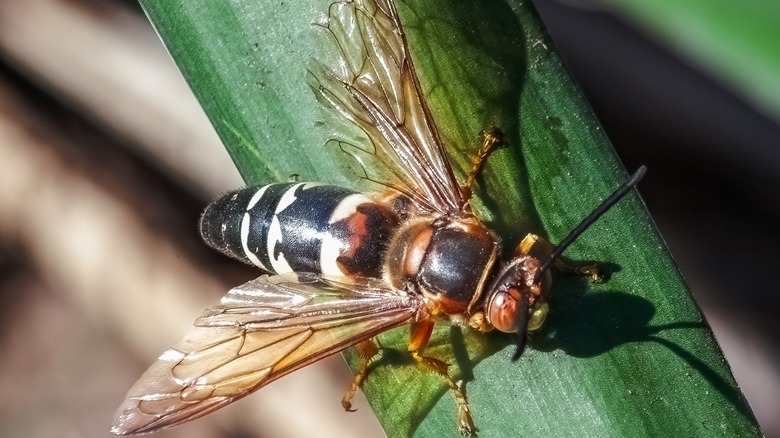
[{"x1": 341, "y1": 399, "x2": 357, "y2": 412}]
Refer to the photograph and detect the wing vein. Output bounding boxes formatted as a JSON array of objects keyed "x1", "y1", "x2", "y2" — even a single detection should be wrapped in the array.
[
  {"x1": 111, "y1": 273, "x2": 419, "y2": 435},
  {"x1": 311, "y1": 0, "x2": 467, "y2": 215}
]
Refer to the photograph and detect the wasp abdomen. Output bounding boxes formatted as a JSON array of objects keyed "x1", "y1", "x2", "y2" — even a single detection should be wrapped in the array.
[{"x1": 200, "y1": 183, "x2": 398, "y2": 278}]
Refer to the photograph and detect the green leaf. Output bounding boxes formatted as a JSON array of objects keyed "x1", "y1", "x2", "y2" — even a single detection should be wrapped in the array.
[{"x1": 139, "y1": 0, "x2": 761, "y2": 437}]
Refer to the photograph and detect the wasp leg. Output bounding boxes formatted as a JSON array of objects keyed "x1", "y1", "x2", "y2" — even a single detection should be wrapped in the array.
[
  {"x1": 516, "y1": 233, "x2": 601, "y2": 280},
  {"x1": 409, "y1": 319, "x2": 475, "y2": 436},
  {"x1": 462, "y1": 128, "x2": 503, "y2": 200},
  {"x1": 342, "y1": 339, "x2": 381, "y2": 412}
]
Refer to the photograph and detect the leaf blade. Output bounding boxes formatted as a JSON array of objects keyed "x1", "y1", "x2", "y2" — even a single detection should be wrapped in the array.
[{"x1": 138, "y1": 0, "x2": 762, "y2": 437}]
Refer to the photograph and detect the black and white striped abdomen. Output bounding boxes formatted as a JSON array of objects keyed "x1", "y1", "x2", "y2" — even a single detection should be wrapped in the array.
[{"x1": 200, "y1": 183, "x2": 398, "y2": 278}]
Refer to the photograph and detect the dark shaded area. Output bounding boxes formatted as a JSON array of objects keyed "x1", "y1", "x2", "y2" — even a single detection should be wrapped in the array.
[
  {"x1": 0, "y1": 245, "x2": 29, "y2": 333},
  {"x1": 531, "y1": 274, "x2": 749, "y2": 416}
]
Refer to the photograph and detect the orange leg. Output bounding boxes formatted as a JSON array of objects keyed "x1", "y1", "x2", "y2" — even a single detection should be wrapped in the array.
[
  {"x1": 516, "y1": 233, "x2": 601, "y2": 280},
  {"x1": 342, "y1": 339, "x2": 381, "y2": 411},
  {"x1": 462, "y1": 128, "x2": 503, "y2": 200},
  {"x1": 409, "y1": 319, "x2": 475, "y2": 435}
]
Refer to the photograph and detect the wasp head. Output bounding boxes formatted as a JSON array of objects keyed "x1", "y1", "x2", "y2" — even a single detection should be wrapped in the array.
[
  {"x1": 484, "y1": 256, "x2": 551, "y2": 361},
  {"x1": 481, "y1": 165, "x2": 647, "y2": 362}
]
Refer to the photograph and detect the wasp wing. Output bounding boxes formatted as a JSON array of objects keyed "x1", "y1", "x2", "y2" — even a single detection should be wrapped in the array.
[
  {"x1": 111, "y1": 272, "x2": 419, "y2": 435},
  {"x1": 310, "y1": 0, "x2": 466, "y2": 215}
]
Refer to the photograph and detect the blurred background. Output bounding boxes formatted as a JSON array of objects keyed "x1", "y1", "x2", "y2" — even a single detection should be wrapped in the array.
[{"x1": 0, "y1": 0, "x2": 777, "y2": 437}]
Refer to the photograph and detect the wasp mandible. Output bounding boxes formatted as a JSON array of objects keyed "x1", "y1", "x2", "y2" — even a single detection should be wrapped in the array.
[{"x1": 111, "y1": 0, "x2": 644, "y2": 435}]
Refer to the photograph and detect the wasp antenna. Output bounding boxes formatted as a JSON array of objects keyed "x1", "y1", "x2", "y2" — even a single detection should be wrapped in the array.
[{"x1": 537, "y1": 166, "x2": 647, "y2": 277}]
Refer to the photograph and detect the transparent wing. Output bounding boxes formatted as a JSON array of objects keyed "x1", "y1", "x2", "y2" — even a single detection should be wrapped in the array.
[
  {"x1": 111, "y1": 272, "x2": 419, "y2": 435},
  {"x1": 310, "y1": 0, "x2": 467, "y2": 215}
]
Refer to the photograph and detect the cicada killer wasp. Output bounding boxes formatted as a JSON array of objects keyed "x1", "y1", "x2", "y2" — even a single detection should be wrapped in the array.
[{"x1": 111, "y1": 0, "x2": 644, "y2": 435}]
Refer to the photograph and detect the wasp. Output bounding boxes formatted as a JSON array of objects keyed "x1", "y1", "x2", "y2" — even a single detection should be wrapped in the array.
[{"x1": 111, "y1": 0, "x2": 644, "y2": 435}]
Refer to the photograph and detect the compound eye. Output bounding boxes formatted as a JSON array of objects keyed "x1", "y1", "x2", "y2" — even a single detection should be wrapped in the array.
[{"x1": 486, "y1": 289, "x2": 524, "y2": 333}]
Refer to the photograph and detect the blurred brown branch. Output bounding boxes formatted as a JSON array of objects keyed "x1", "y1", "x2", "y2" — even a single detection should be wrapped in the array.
[{"x1": 0, "y1": 0, "x2": 241, "y2": 197}]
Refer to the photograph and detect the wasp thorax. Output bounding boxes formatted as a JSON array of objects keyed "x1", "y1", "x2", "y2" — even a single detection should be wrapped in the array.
[
  {"x1": 485, "y1": 257, "x2": 551, "y2": 334},
  {"x1": 384, "y1": 217, "x2": 499, "y2": 314}
]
